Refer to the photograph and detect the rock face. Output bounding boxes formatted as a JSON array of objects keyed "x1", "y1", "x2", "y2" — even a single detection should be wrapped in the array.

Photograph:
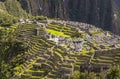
[
  {"x1": 112, "y1": 0, "x2": 120, "y2": 34},
  {"x1": 18, "y1": 0, "x2": 120, "y2": 34}
]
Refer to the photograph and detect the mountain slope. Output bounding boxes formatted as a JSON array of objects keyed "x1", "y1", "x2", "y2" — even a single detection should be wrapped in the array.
[
  {"x1": 17, "y1": 0, "x2": 120, "y2": 34},
  {"x1": 0, "y1": 0, "x2": 120, "y2": 79},
  {"x1": 0, "y1": 0, "x2": 28, "y2": 18},
  {"x1": 112, "y1": 0, "x2": 120, "y2": 34},
  {"x1": 0, "y1": 0, "x2": 120, "y2": 34},
  {"x1": 9, "y1": 19, "x2": 120, "y2": 79}
]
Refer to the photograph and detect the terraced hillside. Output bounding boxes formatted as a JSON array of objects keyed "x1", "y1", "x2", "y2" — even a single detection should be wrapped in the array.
[{"x1": 10, "y1": 19, "x2": 120, "y2": 79}]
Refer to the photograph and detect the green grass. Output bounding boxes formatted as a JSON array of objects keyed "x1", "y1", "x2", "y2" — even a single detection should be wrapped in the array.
[
  {"x1": 46, "y1": 29, "x2": 70, "y2": 38},
  {"x1": 47, "y1": 24, "x2": 85, "y2": 38},
  {"x1": 106, "y1": 32, "x2": 111, "y2": 37},
  {"x1": 89, "y1": 29, "x2": 103, "y2": 36}
]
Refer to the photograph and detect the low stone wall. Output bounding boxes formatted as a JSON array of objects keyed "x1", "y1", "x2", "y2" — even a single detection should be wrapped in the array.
[
  {"x1": 94, "y1": 48, "x2": 120, "y2": 57},
  {"x1": 80, "y1": 64, "x2": 110, "y2": 73}
]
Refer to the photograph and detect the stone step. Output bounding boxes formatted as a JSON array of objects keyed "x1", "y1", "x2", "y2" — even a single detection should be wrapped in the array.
[
  {"x1": 21, "y1": 74, "x2": 31, "y2": 79},
  {"x1": 60, "y1": 63, "x2": 72, "y2": 68},
  {"x1": 62, "y1": 74, "x2": 71, "y2": 79},
  {"x1": 92, "y1": 59, "x2": 113, "y2": 64},
  {"x1": 36, "y1": 57, "x2": 46, "y2": 63},
  {"x1": 77, "y1": 55, "x2": 91, "y2": 59},
  {"x1": 75, "y1": 62, "x2": 82, "y2": 66},
  {"x1": 74, "y1": 64, "x2": 80, "y2": 70},
  {"x1": 21, "y1": 74, "x2": 42, "y2": 79},
  {"x1": 97, "y1": 56, "x2": 114, "y2": 60},
  {"x1": 24, "y1": 70, "x2": 45, "y2": 76},
  {"x1": 47, "y1": 73, "x2": 60, "y2": 79},
  {"x1": 60, "y1": 67, "x2": 72, "y2": 73},
  {"x1": 45, "y1": 61, "x2": 56, "y2": 69},
  {"x1": 50, "y1": 70, "x2": 61, "y2": 75},
  {"x1": 64, "y1": 59, "x2": 76, "y2": 63},
  {"x1": 40, "y1": 63, "x2": 53, "y2": 70}
]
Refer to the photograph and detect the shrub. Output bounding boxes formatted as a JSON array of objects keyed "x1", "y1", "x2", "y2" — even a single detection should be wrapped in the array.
[
  {"x1": 71, "y1": 71, "x2": 80, "y2": 79},
  {"x1": 107, "y1": 65, "x2": 120, "y2": 79},
  {"x1": 5, "y1": 0, "x2": 28, "y2": 18},
  {"x1": 71, "y1": 71, "x2": 97, "y2": 79},
  {"x1": 34, "y1": 16, "x2": 47, "y2": 21},
  {"x1": 0, "y1": 12, "x2": 18, "y2": 26}
]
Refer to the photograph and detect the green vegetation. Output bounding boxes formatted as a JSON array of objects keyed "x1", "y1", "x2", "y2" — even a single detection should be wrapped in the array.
[
  {"x1": 89, "y1": 29, "x2": 103, "y2": 36},
  {"x1": 47, "y1": 24, "x2": 84, "y2": 38},
  {"x1": 0, "y1": 0, "x2": 118, "y2": 79},
  {"x1": 32, "y1": 16, "x2": 47, "y2": 21},
  {"x1": 47, "y1": 29, "x2": 70, "y2": 38},
  {"x1": 71, "y1": 71, "x2": 81, "y2": 79},
  {"x1": 0, "y1": 21, "x2": 120, "y2": 79},
  {"x1": 0, "y1": 11, "x2": 18, "y2": 26},
  {"x1": 0, "y1": 3, "x2": 119, "y2": 78},
  {"x1": 108, "y1": 66, "x2": 120, "y2": 79},
  {"x1": 106, "y1": 32, "x2": 111, "y2": 37},
  {"x1": 0, "y1": 26, "x2": 25, "y2": 79},
  {"x1": 71, "y1": 71, "x2": 97, "y2": 79},
  {"x1": 71, "y1": 66, "x2": 120, "y2": 79},
  {"x1": 0, "y1": 2, "x2": 7, "y2": 12},
  {"x1": 5, "y1": 0, "x2": 28, "y2": 18}
]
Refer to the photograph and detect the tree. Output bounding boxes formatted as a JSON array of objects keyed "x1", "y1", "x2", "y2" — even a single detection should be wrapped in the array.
[
  {"x1": 79, "y1": 71, "x2": 97, "y2": 79},
  {"x1": 0, "y1": 27, "x2": 25, "y2": 79},
  {"x1": 71, "y1": 71, "x2": 80, "y2": 79},
  {"x1": 108, "y1": 65, "x2": 120, "y2": 79},
  {"x1": 0, "y1": 12, "x2": 18, "y2": 27},
  {"x1": 71, "y1": 71, "x2": 97, "y2": 79}
]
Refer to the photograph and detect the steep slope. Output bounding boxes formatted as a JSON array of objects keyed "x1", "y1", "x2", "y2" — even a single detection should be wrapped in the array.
[
  {"x1": 0, "y1": 0, "x2": 120, "y2": 79},
  {"x1": 112, "y1": 0, "x2": 120, "y2": 34},
  {"x1": 10, "y1": 19, "x2": 120, "y2": 79},
  {"x1": 0, "y1": 0, "x2": 28, "y2": 18}
]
